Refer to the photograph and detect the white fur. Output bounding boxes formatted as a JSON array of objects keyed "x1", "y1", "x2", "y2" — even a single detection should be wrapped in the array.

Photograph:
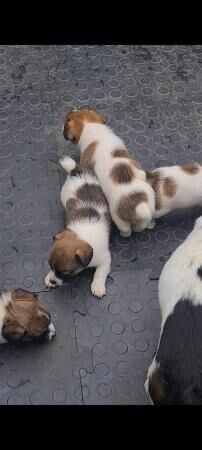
[
  {"x1": 48, "y1": 322, "x2": 56, "y2": 341},
  {"x1": 45, "y1": 157, "x2": 111, "y2": 298},
  {"x1": 0, "y1": 292, "x2": 11, "y2": 344},
  {"x1": 59, "y1": 156, "x2": 76, "y2": 172},
  {"x1": 44, "y1": 270, "x2": 63, "y2": 288},
  {"x1": 145, "y1": 216, "x2": 202, "y2": 402},
  {"x1": 158, "y1": 215, "x2": 202, "y2": 328},
  {"x1": 78, "y1": 123, "x2": 155, "y2": 235},
  {"x1": 152, "y1": 165, "x2": 202, "y2": 219}
]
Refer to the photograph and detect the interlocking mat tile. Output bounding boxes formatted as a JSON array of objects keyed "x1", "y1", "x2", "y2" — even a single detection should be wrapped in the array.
[{"x1": 0, "y1": 45, "x2": 202, "y2": 403}]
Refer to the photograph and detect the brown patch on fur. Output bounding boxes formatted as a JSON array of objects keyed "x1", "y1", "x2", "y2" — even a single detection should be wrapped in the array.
[
  {"x1": 149, "y1": 368, "x2": 165, "y2": 404},
  {"x1": 80, "y1": 141, "x2": 97, "y2": 171},
  {"x1": 2, "y1": 289, "x2": 50, "y2": 342},
  {"x1": 63, "y1": 109, "x2": 106, "y2": 144},
  {"x1": 112, "y1": 148, "x2": 142, "y2": 170},
  {"x1": 181, "y1": 162, "x2": 200, "y2": 175},
  {"x1": 110, "y1": 163, "x2": 134, "y2": 184},
  {"x1": 163, "y1": 177, "x2": 177, "y2": 197},
  {"x1": 76, "y1": 183, "x2": 108, "y2": 206},
  {"x1": 146, "y1": 170, "x2": 162, "y2": 210},
  {"x1": 112, "y1": 148, "x2": 132, "y2": 159},
  {"x1": 117, "y1": 192, "x2": 148, "y2": 222},
  {"x1": 65, "y1": 198, "x2": 80, "y2": 224},
  {"x1": 49, "y1": 229, "x2": 93, "y2": 276}
]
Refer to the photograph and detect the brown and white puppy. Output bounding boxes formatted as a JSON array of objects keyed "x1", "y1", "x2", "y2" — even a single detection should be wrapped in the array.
[
  {"x1": 0, "y1": 288, "x2": 55, "y2": 344},
  {"x1": 146, "y1": 162, "x2": 202, "y2": 222},
  {"x1": 63, "y1": 109, "x2": 155, "y2": 237},
  {"x1": 44, "y1": 156, "x2": 111, "y2": 298},
  {"x1": 145, "y1": 216, "x2": 202, "y2": 404}
]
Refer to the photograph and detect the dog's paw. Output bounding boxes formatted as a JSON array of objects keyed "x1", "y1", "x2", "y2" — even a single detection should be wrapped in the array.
[
  {"x1": 120, "y1": 230, "x2": 132, "y2": 238},
  {"x1": 44, "y1": 273, "x2": 57, "y2": 289},
  {"x1": 91, "y1": 281, "x2": 106, "y2": 298},
  {"x1": 48, "y1": 323, "x2": 56, "y2": 341},
  {"x1": 147, "y1": 220, "x2": 156, "y2": 230}
]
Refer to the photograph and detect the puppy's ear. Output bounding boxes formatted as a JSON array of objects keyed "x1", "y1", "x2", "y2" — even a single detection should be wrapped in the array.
[
  {"x1": 2, "y1": 321, "x2": 26, "y2": 342},
  {"x1": 54, "y1": 231, "x2": 66, "y2": 241},
  {"x1": 12, "y1": 289, "x2": 37, "y2": 302},
  {"x1": 76, "y1": 242, "x2": 93, "y2": 267}
]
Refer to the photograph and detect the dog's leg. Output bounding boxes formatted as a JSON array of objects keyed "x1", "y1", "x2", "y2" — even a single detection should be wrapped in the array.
[
  {"x1": 44, "y1": 270, "x2": 63, "y2": 289},
  {"x1": 147, "y1": 219, "x2": 156, "y2": 230},
  {"x1": 111, "y1": 212, "x2": 132, "y2": 238},
  {"x1": 91, "y1": 252, "x2": 111, "y2": 298}
]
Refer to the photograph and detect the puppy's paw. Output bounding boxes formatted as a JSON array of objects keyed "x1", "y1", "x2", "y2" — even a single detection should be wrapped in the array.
[
  {"x1": 48, "y1": 322, "x2": 56, "y2": 341},
  {"x1": 120, "y1": 230, "x2": 132, "y2": 238},
  {"x1": 91, "y1": 281, "x2": 106, "y2": 298},
  {"x1": 44, "y1": 273, "x2": 57, "y2": 289},
  {"x1": 147, "y1": 220, "x2": 156, "y2": 230}
]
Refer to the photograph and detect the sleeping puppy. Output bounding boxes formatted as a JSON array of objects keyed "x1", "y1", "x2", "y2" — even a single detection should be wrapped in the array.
[
  {"x1": 146, "y1": 162, "x2": 202, "y2": 222},
  {"x1": 145, "y1": 216, "x2": 202, "y2": 405},
  {"x1": 44, "y1": 156, "x2": 111, "y2": 298},
  {"x1": 0, "y1": 288, "x2": 55, "y2": 344},
  {"x1": 63, "y1": 108, "x2": 155, "y2": 237}
]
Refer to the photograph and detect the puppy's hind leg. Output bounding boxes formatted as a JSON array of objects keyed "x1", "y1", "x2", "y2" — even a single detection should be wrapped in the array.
[{"x1": 111, "y1": 211, "x2": 132, "y2": 238}]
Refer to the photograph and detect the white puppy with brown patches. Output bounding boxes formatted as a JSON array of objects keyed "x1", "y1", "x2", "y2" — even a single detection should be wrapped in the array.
[
  {"x1": 44, "y1": 156, "x2": 111, "y2": 298},
  {"x1": 63, "y1": 109, "x2": 155, "y2": 237},
  {"x1": 146, "y1": 162, "x2": 202, "y2": 222},
  {"x1": 145, "y1": 216, "x2": 202, "y2": 405},
  {"x1": 0, "y1": 289, "x2": 55, "y2": 344}
]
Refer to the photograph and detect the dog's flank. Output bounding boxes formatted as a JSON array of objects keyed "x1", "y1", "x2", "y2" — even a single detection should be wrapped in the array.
[{"x1": 146, "y1": 162, "x2": 202, "y2": 219}]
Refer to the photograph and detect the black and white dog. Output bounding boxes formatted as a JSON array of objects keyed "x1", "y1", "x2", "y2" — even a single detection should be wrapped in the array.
[{"x1": 145, "y1": 216, "x2": 202, "y2": 405}]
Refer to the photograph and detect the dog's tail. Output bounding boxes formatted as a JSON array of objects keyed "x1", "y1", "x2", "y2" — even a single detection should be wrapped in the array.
[
  {"x1": 118, "y1": 192, "x2": 152, "y2": 230},
  {"x1": 59, "y1": 156, "x2": 80, "y2": 175}
]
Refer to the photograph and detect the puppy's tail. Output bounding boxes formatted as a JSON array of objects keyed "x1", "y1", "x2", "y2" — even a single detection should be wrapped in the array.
[
  {"x1": 135, "y1": 202, "x2": 152, "y2": 229},
  {"x1": 59, "y1": 156, "x2": 79, "y2": 175},
  {"x1": 118, "y1": 193, "x2": 152, "y2": 230}
]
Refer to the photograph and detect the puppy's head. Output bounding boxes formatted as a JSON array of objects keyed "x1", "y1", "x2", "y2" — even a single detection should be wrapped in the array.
[
  {"x1": 0, "y1": 289, "x2": 55, "y2": 344},
  {"x1": 48, "y1": 229, "x2": 93, "y2": 281},
  {"x1": 63, "y1": 108, "x2": 106, "y2": 143}
]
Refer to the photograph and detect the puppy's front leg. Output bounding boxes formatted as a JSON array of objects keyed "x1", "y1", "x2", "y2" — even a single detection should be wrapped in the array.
[
  {"x1": 91, "y1": 253, "x2": 111, "y2": 298},
  {"x1": 44, "y1": 270, "x2": 63, "y2": 289}
]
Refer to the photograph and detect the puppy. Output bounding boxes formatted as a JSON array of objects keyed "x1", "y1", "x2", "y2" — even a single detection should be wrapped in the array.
[
  {"x1": 145, "y1": 216, "x2": 202, "y2": 405},
  {"x1": 0, "y1": 288, "x2": 55, "y2": 344},
  {"x1": 63, "y1": 108, "x2": 155, "y2": 237},
  {"x1": 44, "y1": 156, "x2": 111, "y2": 298},
  {"x1": 146, "y1": 162, "x2": 202, "y2": 221}
]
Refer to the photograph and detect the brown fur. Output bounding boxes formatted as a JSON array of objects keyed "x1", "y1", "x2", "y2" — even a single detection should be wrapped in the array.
[
  {"x1": 66, "y1": 199, "x2": 101, "y2": 225},
  {"x1": 80, "y1": 141, "x2": 97, "y2": 171},
  {"x1": 65, "y1": 198, "x2": 80, "y2": 224},
  {"x1": 112, "y1": 148, "x2": 142, "y2": 170},
  {"x1": 63, "y1": 109, "x2": 106, "y2": 144},
  {"x1": 149, "y1": 368, "x2": 165, "y2": 404},
  {"x1": 112, "y1": 148, "x2": 132, "y2": 159},
  {"x1": 49, "y1": 229, "x2": 93, "y2": 275},
  {"x1": 76, "y1": 183, "x2": 108, "y2": 206},
  {"x1": 110, "y1": 163, "x2": 134, "y2": 184},
  {"x1": 146, "y1": 171, "x2": 162, "y2": 210},
  {"x1": 2, "y1": 289, "x2": 50, "y2": 342},
  {"x1": 163, "y1": 177, "x2": 177, "y2": 197},
  {"x1": 117, "y1": 192, "x2": 148, "y2": 222},
  {"x1": 181, "y1": 162, "x2": 200, "y2": 175}
]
